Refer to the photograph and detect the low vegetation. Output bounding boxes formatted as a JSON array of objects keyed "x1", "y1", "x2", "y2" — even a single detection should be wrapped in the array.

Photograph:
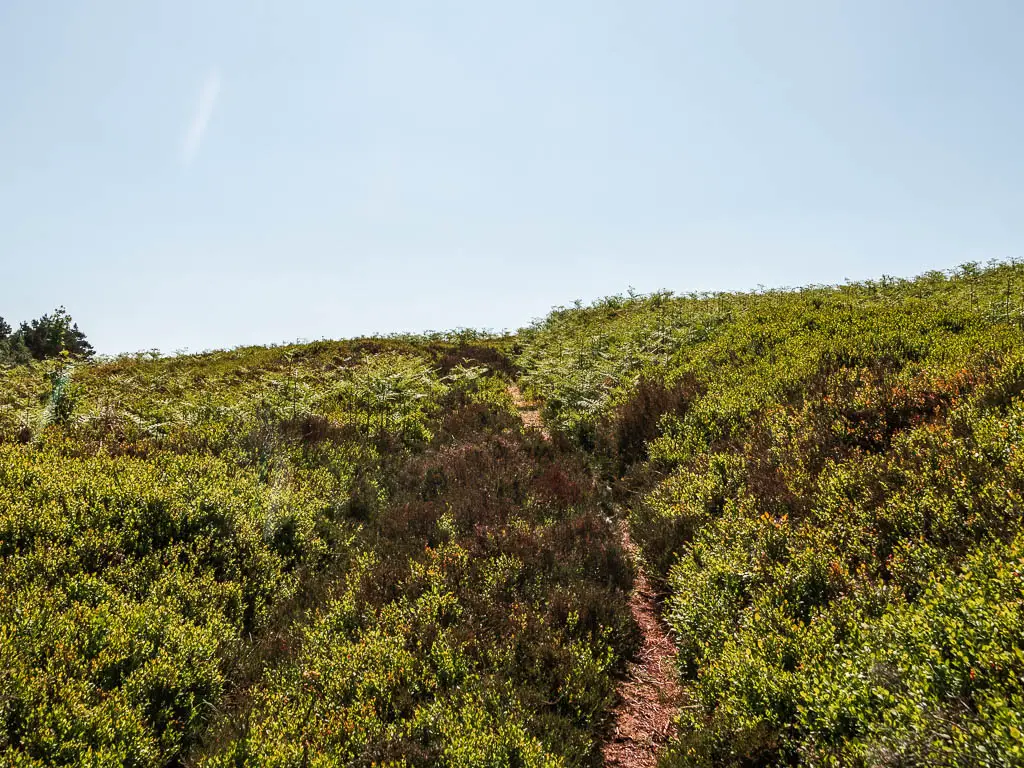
[
  {"x1": 4, "y1": 261, "x2": 1024, "y2": 766},
  {"x1": 0, "y1": 335, "x2": 632, "y2": 766},
  {"x1": 518, "y1": 262, "x2": 1024, "y2": 766}
]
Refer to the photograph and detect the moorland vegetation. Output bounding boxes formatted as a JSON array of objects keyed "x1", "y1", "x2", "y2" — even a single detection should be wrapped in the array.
[
  {"x1": 3, "y1": 261, "x2": 1024, "y2": 766},
  {"x1": 518, "y1": 261, "x2": 1024, "y2": 766}
]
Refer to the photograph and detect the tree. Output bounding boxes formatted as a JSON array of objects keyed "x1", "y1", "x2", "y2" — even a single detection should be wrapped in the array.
[
  {"x1": 14, "y1": 307, "x2": 94, "y2": 360},
  {"x1": 0, "y1": 316, "x2": 29, "y2": 365}
]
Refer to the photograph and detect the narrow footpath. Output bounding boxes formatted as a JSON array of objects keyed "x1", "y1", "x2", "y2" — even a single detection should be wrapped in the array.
[
  {"x1": 600, "y1": 522, "x2": 683, "y2": 768},
  {"x1": 507, "y1": 384, "x2": 682, "y2": 768},
  {"x1": 507, "y1": 383, "x2": 548, "y2": 438}
]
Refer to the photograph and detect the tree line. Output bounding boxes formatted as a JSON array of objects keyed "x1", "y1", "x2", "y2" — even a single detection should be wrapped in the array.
[{"x1": 0, "y1": 307, "x2": 93, "y2": 364}]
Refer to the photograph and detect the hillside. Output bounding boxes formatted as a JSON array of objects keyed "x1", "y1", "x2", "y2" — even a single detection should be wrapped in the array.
[
  {"x1": 0, "y1": 336, "x2": 633, "y2": 766},
  {"x1": 1, "y1": 261, "x2": 1024, "y2": 766},
  {"x1": 517, "y1": 262, "x2": 1024, "y2": 766}
]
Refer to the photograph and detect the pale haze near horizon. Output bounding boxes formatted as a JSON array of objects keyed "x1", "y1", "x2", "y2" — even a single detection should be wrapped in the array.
[{"x1": 1, "y1": 1, "x2": 1022, "y2": 354}]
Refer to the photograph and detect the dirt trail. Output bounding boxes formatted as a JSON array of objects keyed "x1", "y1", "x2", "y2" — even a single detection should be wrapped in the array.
[
  {"x1": 507, "y1": 383, "x2": 549, "y2": 438},
  {"x1": 507, "y1": 384, "x2": 681, "y2": 768},
  {"x1": 601, "y1": 522, "x2": 683, "y2": 768}
]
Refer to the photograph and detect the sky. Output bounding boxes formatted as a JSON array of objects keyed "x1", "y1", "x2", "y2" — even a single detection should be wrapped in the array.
[{"x1": 2, "y1": 1, "x2": 1023, "y2": 354}]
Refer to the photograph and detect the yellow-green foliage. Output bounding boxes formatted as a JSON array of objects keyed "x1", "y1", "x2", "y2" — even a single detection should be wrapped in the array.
[
  {"x1": 0, "y1": 333, "x2": 633, "y2": 767},
  {"x1": 519, "y1": 262, "x2": 1024, "y2": 766},
  {"x1": 197, "y1": 386, "x2": 634, "y2": 766},
  {"x1": 0, "y1": 339, "x2": 449, "y2": 765}
]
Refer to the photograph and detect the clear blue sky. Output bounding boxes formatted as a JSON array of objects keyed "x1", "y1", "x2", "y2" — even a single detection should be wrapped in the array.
[{"x1": 2, "y1": 1, "x2": 1022, "y2": 354}]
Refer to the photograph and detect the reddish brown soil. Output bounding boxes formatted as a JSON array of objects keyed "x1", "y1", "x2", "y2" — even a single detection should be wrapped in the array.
[
  {"x1": 601, "y1": 523, "x2": 683, "y2": 768},
  {"x1": 506, "y1": 384, "x2": 682, "y2": 768},
  {"x1": 507, "y1": 383, "x2": 549, "y2": 438}
]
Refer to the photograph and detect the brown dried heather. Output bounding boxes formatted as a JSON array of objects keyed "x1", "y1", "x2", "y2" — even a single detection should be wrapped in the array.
[
  {"x1": 596, "y1": 373, "x2": 703, "y2": 471},
  {"x1": 508, "y1": 384, "x2": 684, "y2": 768}
]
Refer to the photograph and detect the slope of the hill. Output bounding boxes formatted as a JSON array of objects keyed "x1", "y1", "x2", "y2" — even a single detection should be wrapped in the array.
[
  {"x1": 516, "y1": 263, "x2": 1024, "y2": 766},
  {"x1": 0, "y1": 335, "x2": 635, "y2": 766},
  {"x1": 7, "y1": 261, "x2": 1024, "y2": 767}
]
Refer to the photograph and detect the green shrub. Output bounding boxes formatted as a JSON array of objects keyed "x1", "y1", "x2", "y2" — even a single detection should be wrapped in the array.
[{"x1": 516, "y1": 261, "x2": 1024, "y2": 766}]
